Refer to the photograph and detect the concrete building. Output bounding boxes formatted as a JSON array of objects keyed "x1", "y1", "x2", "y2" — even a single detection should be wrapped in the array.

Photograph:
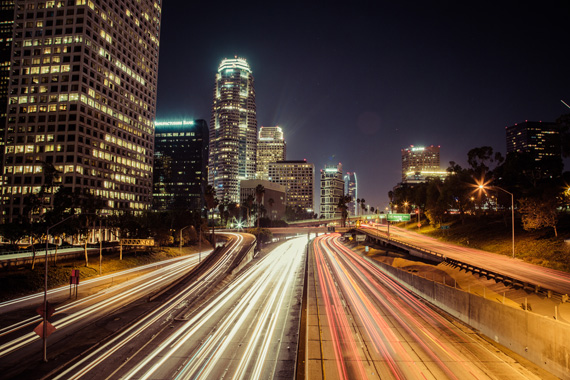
[
  {"x1": 153, "y1": 119, "x2": 209, "y2": 212},
  {"x1": 268, "y1": 160, "x2": 314, "y2": 213},
  {"x1": 256, "y1": 125, "x2": 285, "y2": 180},
  {"x1": 240, "y1": 179, "x2": 286, "y2": 221},
  {"x1": 0, "y1": 0, "x2": 14, "y2": 178},
  {"x1": 401, "y1": 145, "x2": 447, "y2": 183},
  {"x1": 1, "y1": 0, "x2": 162, "y2": 222},
  {"x1": 209, "y1": 57, "x2": 257, "y2": 203},
  {"x1": 320, "y1": 163, "x2": 344, "y2": 219},
  {"x1": 344, "y1": 171, "x2": 357, "y2": 216},
  {"x1": 506, "y1": 121, "x2": 560, "y2": 162}
]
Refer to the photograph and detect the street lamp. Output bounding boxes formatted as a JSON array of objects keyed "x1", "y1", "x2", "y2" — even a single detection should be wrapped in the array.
[
  {"x1": 179, "y1": 225, "x2": 191, "y2": 253},
  {"x1": 478, "y1": 184, "x2": 515, "y2": 259}
]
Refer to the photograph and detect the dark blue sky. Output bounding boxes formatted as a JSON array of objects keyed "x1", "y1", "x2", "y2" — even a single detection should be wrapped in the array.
[{"x1": 156, "y1": 1, "x2": 570, "y2": 211}]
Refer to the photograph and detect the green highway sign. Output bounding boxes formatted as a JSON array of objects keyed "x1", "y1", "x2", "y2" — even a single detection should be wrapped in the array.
[{"x1": 387, "y1": 213, "x2": 411, "y2": 222}]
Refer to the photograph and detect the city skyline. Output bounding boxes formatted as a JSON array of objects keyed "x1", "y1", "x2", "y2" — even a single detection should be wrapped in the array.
[{"x1": 156, "y1": 2, "x2": 570, "y2": 210}]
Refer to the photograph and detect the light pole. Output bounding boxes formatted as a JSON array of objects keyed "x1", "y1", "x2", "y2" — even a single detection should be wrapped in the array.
[
  {"x1": 179, "y1": 225, "x2": 191, "y2": 253},
  {"x1": 43, "y1": 213, "x2": 76, "y2": 362},
  {"x1": 479, "y1": 184, "x2": 515, "y2": 258}
]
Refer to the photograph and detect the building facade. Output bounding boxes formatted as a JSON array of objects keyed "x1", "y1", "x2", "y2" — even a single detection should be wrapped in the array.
[
  {"x1": 239, "y1": 179, "x2": 285, "y2": 222},
  {"x1": 209, "y1": 57, "x2": 257, "y2": 203},
  {"x1": 401, "y1": 145, "x2": 447, "y2": 183},
  {"x1": 506, "y1": 121, "x2": 560, "y2": 161},
  {"x1": 320, "y1": 163, "x2": 344, "y2": 219},
  {"x1": 153, "y1": 119, "x2": 208, "y2": 212},
  {"x1": 0, "y1": 0, "x2": 14, "y2": 177},
  {"x1": 268, "y1": 160, "x2": 314, "y2": 213},
  {"x1": 1, "y1": 0, "x2": 161, "y2": 222},
  {"x1": 343, "y1": 171, "x2": 357, "y2": 216},
  {"x1": 256, "y1": 125, "x2": 285, "y2": 180}
]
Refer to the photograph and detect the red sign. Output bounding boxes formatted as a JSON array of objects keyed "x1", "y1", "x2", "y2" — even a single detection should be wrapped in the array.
[
  {"x1": 70, "y1": 269, "x2": 80, "y2": 285},
  {"x1": 36, "y1": 301, "x2": 55, "y2": 319},
  {"x1": 34, "y1": 321, "x2": 56, "y2": 339}
]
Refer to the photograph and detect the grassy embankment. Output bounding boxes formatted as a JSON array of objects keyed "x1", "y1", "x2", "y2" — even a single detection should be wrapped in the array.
[
  {"x1": 395, "y1": 213, "x2": 570, "y2": 273},
  {"x1": 0, "y1": 245, "x2": 207, "y2": 302}
]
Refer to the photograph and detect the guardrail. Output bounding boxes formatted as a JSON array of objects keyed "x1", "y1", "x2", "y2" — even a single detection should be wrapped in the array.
[{"x1": 357, "y1": 228, "x2": 569, "y2": 303}]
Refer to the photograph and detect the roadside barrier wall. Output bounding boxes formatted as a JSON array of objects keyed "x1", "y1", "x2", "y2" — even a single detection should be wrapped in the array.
[{"x1": 370, "y1": 259, "x2": 570, "y2": 380}]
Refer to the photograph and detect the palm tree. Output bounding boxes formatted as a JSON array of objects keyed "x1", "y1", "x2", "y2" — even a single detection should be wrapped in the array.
[
  {"x1": 255, "y1": 184, "x2": 265, "y2": 228},
  {"x1": 204, "y1": 185, "x2": 217, "y2": 246},
  {"x1": 356, "y1": 198, "x2": 361, "y2": 216},
  {"x1": 337, "y1": 195, "x2": 352, "y2": 227},
  {"x1": 360, "y1": 198, "x2": 366, "y2": 215}
]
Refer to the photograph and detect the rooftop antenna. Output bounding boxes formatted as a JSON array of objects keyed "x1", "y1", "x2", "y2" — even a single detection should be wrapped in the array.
[{"x1": 561, "y1": 100, "x2": 570, "y2": 109}]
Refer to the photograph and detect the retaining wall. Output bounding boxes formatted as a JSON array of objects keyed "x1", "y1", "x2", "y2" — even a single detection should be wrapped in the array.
[{"x1": 370, "y1": 259, "x2": 570, "y2": 379}]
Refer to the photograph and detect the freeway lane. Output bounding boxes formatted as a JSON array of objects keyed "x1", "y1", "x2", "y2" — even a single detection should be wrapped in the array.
[
  {"x1": 360, "y1": 223, "x2": 570, "y2": 296},
  {"x1": 0, "y1": 247, "x2": 221, "y2": 379},
  {"x1": 48, "y1": 235, "x2": 305, "y2": 380},
  {"x1": 309, "y1": 234, "x2": 548, "y2": 379}
]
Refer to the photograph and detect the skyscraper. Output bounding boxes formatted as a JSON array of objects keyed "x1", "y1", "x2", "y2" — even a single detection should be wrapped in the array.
[
  {"x1": 268, "y1": 160, "x2": 314, "y2": 213},
  {"x1": 256, "y1": 125, "x2": 285, "y2": 180},
  {"x1": 153, "y1": 119, "x2": 208, "y2": 212},
  {"x1": 343, "y1": 171, "x2": 357, "y2": 216},
  {"x1": 401, "y1": 145, "x2": 447, "y2": 183},
  {"x1": 0, "y1": 0, "x2": 15, "y2": 179},
  {"x1": 1, "y1": 0, "x2": 161, "y2": 222},
  {"x1": 506, "y1": 121, "x2": 560, "y2": 161},
  {"x1": 320, "y1": 163, "x2": 344, "y2": 219},
  {"x1": 209, "y1": 57, "x2": 257, "y2": 203},
  {"x1": 505, "y1": 121, "x2": 561, "y2": 178}
]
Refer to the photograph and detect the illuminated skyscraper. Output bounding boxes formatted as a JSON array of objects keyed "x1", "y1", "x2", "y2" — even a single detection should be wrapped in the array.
[
  {"x1": 209, "y1": 57, "x2": 257, "y2": 203},
  {"x1": 401, "y1": 145, "x2": 447, "y2": 183},
  {"x1": 0, "y1": 0, "x2": 14, "y2": 179},
  {"x1": 1, "y1": 0, "x2": 161, "y2": 222},
  {"x1": 343, "y1": 171, "x2": 357, "y2": 216},
  {"x1": 320, "y1": 163, "x2": 344, "y2": 219},
  {"x1": 153, "y1": 119, "x2": 208, "y2": 212},
  {"x1": 268, "y1": 160, "x2": 314, "y2": 213},
  {"x1": 256, "y1": 125, "x2": 285, "y2": 180}
]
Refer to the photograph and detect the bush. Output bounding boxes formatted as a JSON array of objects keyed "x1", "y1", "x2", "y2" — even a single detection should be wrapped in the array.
[{"x1": 245, "y1": 227, "x2": 273, "y2": 243}]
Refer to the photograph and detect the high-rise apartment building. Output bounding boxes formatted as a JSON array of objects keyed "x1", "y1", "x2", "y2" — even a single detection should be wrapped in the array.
[
  {"x1": 209, "y1": 57, "x2": 257, "y2": 203},
  {"x1": 401, "y1": 145, "x2": 447, "y2": 183},
  {"x1": 153, "y1": 119, "x2": 208, "y2": 212},
  {"x1": 256, "y1": 125, "x2": 285, "y2": 180},
  {"x1": 0, "y1": 1, "x2": 15, "y2": 178},
  {"x1": 268, "y1": 160, "x2": 314, "y2": 212},
  {"x1": 343, "y1": 171, "x2": 357, "y2": 216},
  {"x1": 1, "y1": 0, "x2": 161, "y2": 222},
  {"x1": 506, "y1": 121, "x2": 560, "y2": 161},
  {"x1": 320, "y1": 163, "x2": 344, "y2": 219},
  {"x1": 506, "y1": 121, "x2": 561, "y2": 178}
]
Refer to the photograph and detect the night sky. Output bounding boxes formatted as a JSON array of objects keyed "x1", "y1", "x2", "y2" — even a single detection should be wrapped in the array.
[{"x1": 155, "y1": 1, "x2": 570, "y2": 211}]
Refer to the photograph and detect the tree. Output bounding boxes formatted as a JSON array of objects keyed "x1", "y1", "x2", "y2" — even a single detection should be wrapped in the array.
[
  {"x1": 356, "y1": 198, "x2": 361, "y2": 216},
  {"x1": 360, "y1": 198, "x2": 366, "y2": 215},
  {"x1": 204, "y1": 185, "x2": 218, "y2": 245},
  {"x1": 255, "y1": 184, "x2": 265, "y2": 228},
  {"x1": 518, "y1": 197, "x2": 559, "y2": 237},
  {"x1": 336, "y1": 195, "x2": 352, "y2": 227}
]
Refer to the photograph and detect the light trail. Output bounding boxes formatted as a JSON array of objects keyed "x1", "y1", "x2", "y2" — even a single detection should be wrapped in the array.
[
  {"x1": 124, "y1": 236, "x2": 306, "y2": 380},
  {"x1": 312, "y1": 234, "x2": 546, "y2": 379},
  {"x1": 0, "y1": 253, "x2": 207, "y2": 357},
  {"x1": 50, "y1": 232, "x2": 246, "y2": 380}
]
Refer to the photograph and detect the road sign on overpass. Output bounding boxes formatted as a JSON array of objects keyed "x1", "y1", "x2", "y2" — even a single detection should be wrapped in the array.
[{"x1": 387, "y1": 213, "x2": 411, "y2": 221}]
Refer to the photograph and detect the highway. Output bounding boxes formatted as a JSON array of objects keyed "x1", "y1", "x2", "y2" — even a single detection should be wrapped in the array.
[
  {"x1": 359, "y1": 223, "x2": 570, "y2": 296},
  {"x1": 309, "y1": 234, "x2": 547, "y2": 379},
  {"x1": 46, "y1": 235, "x2": 305, "y2": 380}
]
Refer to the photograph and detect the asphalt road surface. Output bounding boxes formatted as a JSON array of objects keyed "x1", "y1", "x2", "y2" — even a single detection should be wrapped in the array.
[
  {"x1": 45, "y1": 234, "x2": 305, "y2": 380},
  {"x1": 307, "y1": 234, "x2": 552, "y2": 379},
  {"x1": 359, "y1": 223, "x2": 570, "y2": 295}
]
